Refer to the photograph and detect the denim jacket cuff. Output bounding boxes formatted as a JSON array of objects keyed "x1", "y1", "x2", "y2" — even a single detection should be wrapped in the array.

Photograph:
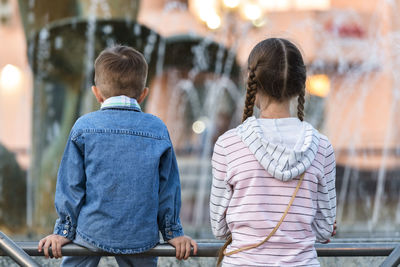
[
  {"x1": 161, "y1": 224, "x2": 184, "y2": 241},
  {"x1": 53, "y1": 217, "x2": 76, "y2": 240}
]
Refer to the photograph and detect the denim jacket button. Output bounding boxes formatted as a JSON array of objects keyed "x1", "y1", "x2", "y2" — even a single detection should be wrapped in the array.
[
  {"x1": 63, "y1": 230, "x2": 68, "y2": 235},
  {"x1": 168, "y1": 231, "x2": 172, "y2": 236}
]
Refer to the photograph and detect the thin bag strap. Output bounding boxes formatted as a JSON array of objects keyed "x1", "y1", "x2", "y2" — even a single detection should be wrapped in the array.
[{"x1": 224, "y1": 173, "x2": 305, "y2": 257}]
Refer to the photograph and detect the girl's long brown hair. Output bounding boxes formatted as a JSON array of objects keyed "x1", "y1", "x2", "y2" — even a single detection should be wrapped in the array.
[
  {"x1": 241, "y1": 38, "x2": 306, "y2": 123},
  {"x1": 217, "y1": 38, "x2": 307, "y2": 266}
]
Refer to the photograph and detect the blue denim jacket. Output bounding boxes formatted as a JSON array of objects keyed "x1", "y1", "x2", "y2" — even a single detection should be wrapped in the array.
[{"x1": 53, "y1": 96, "x2": 184, "y2": 254}]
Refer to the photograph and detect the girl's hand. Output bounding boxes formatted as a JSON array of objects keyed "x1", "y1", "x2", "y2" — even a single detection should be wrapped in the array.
[
  {"x1": 38, "y1": 234, "x2": 71, "y2": 259},
  {"x1": 332, "y1": 220, "x2": 337, "y2": 237},
  {"x1": 167, "y1": 235, "x2": 198, "y2": 260},
  {"x1": 322, "y1": 220, "x2": 337, "y2": 244}
]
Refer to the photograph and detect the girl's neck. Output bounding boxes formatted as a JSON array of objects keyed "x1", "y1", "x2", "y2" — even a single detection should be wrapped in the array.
[{"x1": 258, "y1": 98, "x2": 291, "y2": 119}]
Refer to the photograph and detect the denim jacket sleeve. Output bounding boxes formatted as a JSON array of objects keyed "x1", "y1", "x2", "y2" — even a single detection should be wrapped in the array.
[
  {"x1": 157, "y1": 140, "x2": 184, "y2": 241},
  {"x1": 53, "y1": 131, "x2": 86, "y2": 240}
]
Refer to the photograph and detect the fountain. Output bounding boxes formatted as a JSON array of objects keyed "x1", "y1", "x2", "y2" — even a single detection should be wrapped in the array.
[
  {"x1": 0, "y1": 0, "x2": 398, "y2": 266},
  {"x1": 9, "y1": 0, "x2": 400, "y2": 247}
]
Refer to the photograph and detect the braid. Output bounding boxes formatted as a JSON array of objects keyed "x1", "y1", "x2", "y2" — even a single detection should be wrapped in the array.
[
  {"x1": 242, "y1": 67, "x2": 258, "y2": 122},
  {"x1": 297, "y1": 88, "x2": 305, "y2": 121}
]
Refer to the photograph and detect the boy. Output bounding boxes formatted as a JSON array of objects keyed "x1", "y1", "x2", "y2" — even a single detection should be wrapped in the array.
[{"x1": 38, "y1": 45, "x2": 198, "y2": 266}]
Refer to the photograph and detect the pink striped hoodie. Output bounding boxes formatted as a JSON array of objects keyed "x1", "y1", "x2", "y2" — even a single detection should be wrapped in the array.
[{"x1": 210, "y1": 116, "x2": 336, "y2": 267}]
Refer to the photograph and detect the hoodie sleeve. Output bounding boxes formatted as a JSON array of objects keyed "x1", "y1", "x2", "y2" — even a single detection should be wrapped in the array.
[
  {"x1": 312, "y1": 141, "x2": 337, "y2": 242},
  {"x1": 210, "y1": 138, "x2": 232, "y2": 240}
]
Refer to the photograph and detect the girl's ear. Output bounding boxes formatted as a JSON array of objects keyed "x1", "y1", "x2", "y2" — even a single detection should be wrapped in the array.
[
  {"x1": 91, "y1": 86, "x2": 105, "y2": 103},
  {"x1": 137, "y1": 87, "x2": 149, "y2": 104}
]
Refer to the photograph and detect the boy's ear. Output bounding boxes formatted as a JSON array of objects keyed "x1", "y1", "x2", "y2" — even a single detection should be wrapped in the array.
[
  {"x1": 92, "y1": 86, "x2": 105, "y2": 103},
  {"x1": 137, "y1": 87, "x2": 149, "y2": 104}
]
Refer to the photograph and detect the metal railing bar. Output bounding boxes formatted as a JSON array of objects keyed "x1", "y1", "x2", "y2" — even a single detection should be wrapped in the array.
[
  {"x1": 316, "y1": 242, "x2": 396, "y2": 257},
  {"x1": 0, "y1": 233, "x2": 40, "y2": 267},
  {"x1": 0, "y1": 241, "x2": 397, "y2": 258},
  {"x1": 332, "y1": 238, "x2": 400, "y2": 243},
  {"x1": 380, "y1": 244, "x2": 400, "y2": 267}
]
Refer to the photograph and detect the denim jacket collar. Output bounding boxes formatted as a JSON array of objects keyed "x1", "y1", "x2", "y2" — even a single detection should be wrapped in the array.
[{"x1": 101, "y1": 95, "x2": 141, "y2": 112}]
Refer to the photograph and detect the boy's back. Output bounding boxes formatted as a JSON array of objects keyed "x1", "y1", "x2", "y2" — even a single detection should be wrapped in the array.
[{"x1": 55, "y1": 104, "x2": 181, "y2": 253}]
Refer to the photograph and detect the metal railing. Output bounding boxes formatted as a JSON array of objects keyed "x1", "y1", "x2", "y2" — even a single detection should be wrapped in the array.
[
  {"x1": 0, "y1": 233, "x2": 399, "y2": 267},
  {"x1": 0, "y1": 240, "x2": 397, "y2": 258},
  {"x1": 381, "y1": 244, "x2": 400, "y2": 267},
  {"x1": 0, "y1": 232, "x2": 39, "y2": 267}
]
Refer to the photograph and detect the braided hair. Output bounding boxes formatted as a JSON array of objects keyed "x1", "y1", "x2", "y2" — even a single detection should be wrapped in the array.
[
  {"x1": 242, "y1": 67, "x2": 258, "y2": 122},
  {"x1": 240, "y1": 38, "x2": 306, "y2": 122},
  {"x1": 297, "y1": 87, "x2": 305, "y2": 121}
]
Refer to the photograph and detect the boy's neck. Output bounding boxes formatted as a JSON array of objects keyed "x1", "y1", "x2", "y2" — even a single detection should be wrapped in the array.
[
  {"x1": 104, "y1": 95, "x2": 136, "y2": 101},
  {"x1": 100, "y1": 95, "x2": 141, "y2": 110}
]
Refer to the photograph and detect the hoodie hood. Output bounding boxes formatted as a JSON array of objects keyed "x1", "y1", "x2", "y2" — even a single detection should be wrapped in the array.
[{"x1": 236, "y1": 116, "x2": 320, "y2": 182}]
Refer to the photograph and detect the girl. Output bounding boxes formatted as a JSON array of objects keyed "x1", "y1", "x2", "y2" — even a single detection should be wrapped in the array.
[{"x1": 210, "y1": 38, "x2": 336, "y2": 266}]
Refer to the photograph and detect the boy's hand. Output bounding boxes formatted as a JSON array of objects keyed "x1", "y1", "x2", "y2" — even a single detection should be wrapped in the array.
[
  {"x1": 38, "y1": 234, "x2": 71, "y2": 259},
  {"x1": 167, "y1": 235, "x2": 198, "y2": 260}
]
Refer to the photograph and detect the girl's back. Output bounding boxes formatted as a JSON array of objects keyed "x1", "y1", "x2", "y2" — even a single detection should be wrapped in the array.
[
  {"x1": 210, "y1": 38, "x2": 336, "y2": 266},
  {"x1": 211, "y1": 117, "x2": 335, "y2": 266}
]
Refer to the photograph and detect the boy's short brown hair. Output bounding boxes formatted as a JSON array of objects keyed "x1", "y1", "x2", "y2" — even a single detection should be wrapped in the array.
[{"x1": 94, "y1": 45, "x2": 148, "y2": 99}]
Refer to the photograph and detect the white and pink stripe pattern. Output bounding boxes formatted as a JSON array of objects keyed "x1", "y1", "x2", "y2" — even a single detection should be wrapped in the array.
[{"x1": 210, "y1": 124, "x2": 336, "y2": 266}]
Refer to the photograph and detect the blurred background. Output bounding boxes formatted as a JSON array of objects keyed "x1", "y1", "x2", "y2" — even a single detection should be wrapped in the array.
[{"x1": 0, "y1": 0, "x2": 399, "y2": 240}]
